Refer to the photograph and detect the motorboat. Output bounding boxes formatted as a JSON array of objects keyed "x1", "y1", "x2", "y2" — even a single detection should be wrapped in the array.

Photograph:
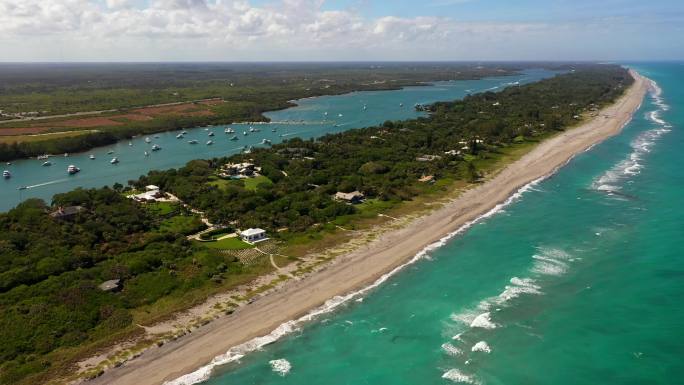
[
  {"x1": 206, "y1": 140, "x2": 213, "y2": 145},
  {"x1": 110, "y1": 157, "x2": 119, "y2": 164},
  {"x1": 67, "y1": 165, "x2": 80, "y2": 174},
  {"x1": 151, "y1": 144, "x2": 161, "y2": 151},
  {"x1": 188, "y1": 139, "x2": 198, "y2": 144},
  {"x1": 89, "y1": 154, "x2": 95, "y2": 160},
  {"x1": 42, "y1": 161, "x2": 52, "y2": 167},
  {"x1": 2, "y1": 170, "x2": 10, "y2": 179}
]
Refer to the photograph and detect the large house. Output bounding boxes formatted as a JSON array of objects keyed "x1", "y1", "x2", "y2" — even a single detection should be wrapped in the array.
[
  {"x1": 239, "y1": 228, "x2": 268, "y2": 244},
  {"x1": 219, "y1": 162, "x2": 261, "y2": 179}
]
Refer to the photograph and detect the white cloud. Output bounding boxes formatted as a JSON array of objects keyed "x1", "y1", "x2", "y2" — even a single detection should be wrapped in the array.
[{"x1": 0, "y1": 0, "x2": 678, "y2": 61}]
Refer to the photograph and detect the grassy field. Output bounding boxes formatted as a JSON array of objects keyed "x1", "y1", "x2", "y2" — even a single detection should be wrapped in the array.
[
  {"x1": 244, "y1": 175, "x2": 273, "y2": 191},
  {"x1": 158, "y1": 215, "x2": 205, "y2": 235},
  {"x1": 0, "y1": 130, "x2": 94, "y2": 144},
  {"x1": 201, "y1": 237, "x2": 254, "y2": 250}
]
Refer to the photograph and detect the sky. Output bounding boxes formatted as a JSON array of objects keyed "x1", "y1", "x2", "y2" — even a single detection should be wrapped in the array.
[{"x1": 0, "y1": 0, "x2": 682, "y2": 62}]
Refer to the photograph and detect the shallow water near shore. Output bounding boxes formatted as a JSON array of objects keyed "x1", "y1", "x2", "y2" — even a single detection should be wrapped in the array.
[
  {"x1": 186, "y1": 63, "x2": 684, "y2": 385},
  {"x1": 0, "y1": 69, "x2": 554, "y2": 211}
]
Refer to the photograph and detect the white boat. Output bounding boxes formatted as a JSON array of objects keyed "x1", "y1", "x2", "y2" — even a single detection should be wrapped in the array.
[
  {"x1": 67, "y1": 165, "x2": 80, "y2": 174},
  {"x1": 151, "y1": 144, "x2": 161, "y2": 151},
  {"x1": 338, "y1": 113, "x2": 343, "y2": 117},
  {"x1": 249, "y1": 127, "x2": 256, "y2": 132},
  {"x1": 42, "y1": 161, "x2": 51, "y2": 167},
  {"x1": 206, "y1": 140, "x2": 213, "y2": 145},
  {"x1": 176, "y1": 133, "x2": 184, "y2": 139},
  {"x1": 144, "y1": 151, "x2": 149, "y2": 157},
  {"x1": 243, "y1": 131, "x2": 248, "y2": 136},
  {"x1": 128, "y1": 142, "x2": 133, "y2": 146},
  {"x1": 224, "y1": 128, "x2": 235, "y2": 134},
  {"x1": 261, "y1": 139, "x2": 271, "y2": 145},
  {"x1": 230, "y1": 136, "x2": 238, "y2": 141},
  {"x1": 188, "y1": 140, "x2": 198, "y2": 144},
  {"x1": 37, "y1": 154, "x2": 49, "y2": 160},
  {"x1": 107, "y1": 150, "x2": 114, "y2": 154},
  {"x1": 400, "y1": 103, "x2": 404, "y2": 107},
  {"x1": 208, "y1": 132, "x2": 215, "y2": 137},
  {"x1": 324, "y1": 112, "x2": 328, "y2": 116},
  {"x1": 3, "y1": 170, "x2": 10, "y2": 179},
  {"x1": 64, "y1": 153, "x2": 69, "y2": 157},
  {"x1": 272, "y1": 128, "x2": 277, "y2": 132},
  {"x1": 145, "y1": 137, "x2": 152, "y2": 143},
  {"x1": 89, "y1": 154, "x2": 95, "y2": 160},
  {"x1": 110, "y1": 157, "x2": 119, "y2": 164},
  {"x1": 363, "y1": 105, "x2": 367, "y2": 110},
  {"x1": 182, "y1": 130, "x2": 188, "y2": 135}
]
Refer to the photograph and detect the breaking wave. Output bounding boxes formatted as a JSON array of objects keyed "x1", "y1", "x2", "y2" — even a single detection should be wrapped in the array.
[
  {"x1": 269, "y1": 359, "x2": 292, "y2": 376},
  {"x1": 592, "y1": 79, "x2": 671, "y2": 194},
  {"x1": 442, "y1": 368, "x2": 478, "y2": 384}
]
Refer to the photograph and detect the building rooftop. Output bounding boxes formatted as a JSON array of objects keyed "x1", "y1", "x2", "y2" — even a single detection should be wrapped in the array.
[{"x1": 241, "y1": 228, "x2": 266, "y2": 236}]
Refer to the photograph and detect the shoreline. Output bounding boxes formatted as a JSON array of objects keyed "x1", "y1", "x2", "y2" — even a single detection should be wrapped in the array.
[{"x1": 86, "y1": 70, "x2": 649, "y2": 385}]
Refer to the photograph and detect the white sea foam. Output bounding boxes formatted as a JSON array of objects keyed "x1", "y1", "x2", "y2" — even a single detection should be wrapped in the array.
[
  {"x1": 470, "y1": 312, "x2": 496, "y2": 329},
  {"x1": 442, "y1": 342, "x2": 464, "y2": 356},
  {"x1": 269, "y1": 359, "x2": 291, "y2": 376},
  {"x1": 471, "y1": 341, "x2": 492, "y2": 353},
  {"x1": 165, "y1": 139, "x2": 565, "y2": 385},
  {"x1": 592, "y1": 79, "x2": 671, "y2": 194},
  {"x1": 497, "y1": 277, "x2": 542, "y2": 303},
  {"x1": 442, "y1": 369, "x2": 477, "y2": 384}
]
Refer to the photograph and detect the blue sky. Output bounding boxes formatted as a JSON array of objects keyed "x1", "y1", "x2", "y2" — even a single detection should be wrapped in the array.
[{"x1": 0, "y1": 0, "x2": 682, "y2": 61}]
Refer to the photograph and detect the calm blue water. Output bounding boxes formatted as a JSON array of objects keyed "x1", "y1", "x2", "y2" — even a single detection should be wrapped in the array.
[
  {"x1": 0, "y1": 69, "x2": 554, "y2": 211},
  {"x1": 182, "y1": 63, "x2": 683, "y2": 385}
]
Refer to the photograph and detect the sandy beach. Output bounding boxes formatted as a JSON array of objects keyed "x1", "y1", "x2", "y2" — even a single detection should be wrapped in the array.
[{"x1": 88, "y1": 70, "x2": 649, "y2": 385}]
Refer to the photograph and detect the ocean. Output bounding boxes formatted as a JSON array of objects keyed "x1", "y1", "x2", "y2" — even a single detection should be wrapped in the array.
[
  {"x1": 0, "y1": 69, "x2": 555, "y2": 212},
  {"x1": 175, "y1": 63, "x2": 683, "y2": 385}
]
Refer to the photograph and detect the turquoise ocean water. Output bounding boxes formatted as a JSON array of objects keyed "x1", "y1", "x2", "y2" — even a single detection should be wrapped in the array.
[
  {"x1": 172, "y1": 63, "x2": 683, "y2": 385},
  {"x1": 0, "y1": 69, "x2": 554, "y2": 211}
]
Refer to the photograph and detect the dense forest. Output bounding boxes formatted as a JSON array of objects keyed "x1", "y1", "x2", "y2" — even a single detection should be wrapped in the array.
[{"x1": 0, "y1": 65, "x2": 632, "y2": 384}]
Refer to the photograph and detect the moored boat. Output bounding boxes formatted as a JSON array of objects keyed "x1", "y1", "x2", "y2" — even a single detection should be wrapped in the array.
[
  {"x1": 67, "y1": 165, "x2": 80, "y2": 174},
  {"x1": 151, "y1": 144, "x2": 161, "y2": 151},
  {"x1": 110, "y1": 157, "x2": 119, "y2": 164},
  {"x1": 2, "y1": 170, "x2": 10, "y2": 179}
]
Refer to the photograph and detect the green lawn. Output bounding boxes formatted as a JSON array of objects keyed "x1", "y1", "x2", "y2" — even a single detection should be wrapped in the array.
[
  {"x1": 158, "y1": 215, "x2": 205, "y2": 235},
  {"x1": 146, "y1": 202, "x2": 178, "y2": 216},
  {"x1": 201, "y1": 237, "x2": 254, "y2": 250},
  {"x1": 244, "y1": 175, "x2": 273, "y2": 191}
]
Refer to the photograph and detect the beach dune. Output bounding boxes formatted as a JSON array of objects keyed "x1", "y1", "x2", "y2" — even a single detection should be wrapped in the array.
[{"x1": 88, "y1": 70, "x2": 648, "y2": 385}]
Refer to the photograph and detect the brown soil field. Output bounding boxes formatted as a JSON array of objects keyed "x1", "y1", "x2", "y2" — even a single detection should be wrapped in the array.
[{"x1": 0, "y1": 100, "x2": 221, "y2": 137}]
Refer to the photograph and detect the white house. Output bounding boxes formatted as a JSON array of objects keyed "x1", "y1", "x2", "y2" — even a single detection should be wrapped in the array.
[{"x1": 240, "y1": 228, "x2": 268, "y2": 243}]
